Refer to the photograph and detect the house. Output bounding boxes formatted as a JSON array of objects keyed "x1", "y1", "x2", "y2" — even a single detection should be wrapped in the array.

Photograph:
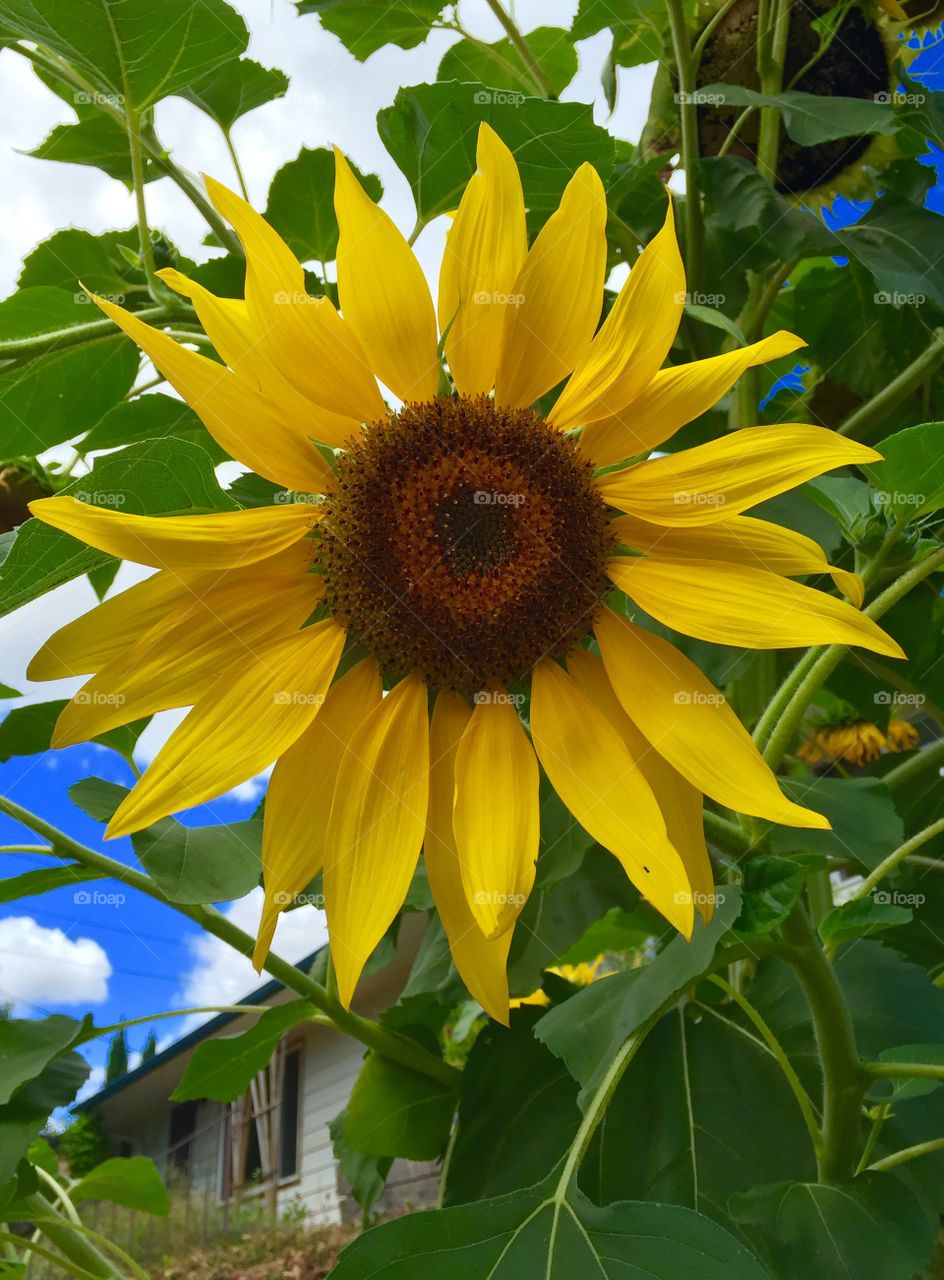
[{"x1": 74, "y1": 918, "x2": 439, "y2": 1228}]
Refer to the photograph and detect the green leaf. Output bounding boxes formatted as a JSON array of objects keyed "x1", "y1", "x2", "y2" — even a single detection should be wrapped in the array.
[
  {"x1": 28, "y1": 116, "x2": 159, "y2": 187},
  {"x1": 83, "y1": 393, "x2": 227, "y2": 460},
  {"x1": 699, "y1": 84, "x2": 899, "y2": 145},
  {"x1": 378, "y1": 82, "x2": 614, "y2": 230},
  {"x1": 537, "y1": 889, "x2": 741, "y2": 1106},
  {"x1": 0, "y1": 705, "x2": 148, "y2": 765},
  {"x1": 437, "y1": 28, "x2": 577, "y2": 97},
  {"x1": 19, "y1": 228, "x2": 142, "y2": 296},
  {"x1": 0, "y1": 1051, "x2": 89, "y2": 1184},
  {"x1": 331, "y1": 1182, "x2": 770, "y2": 1279},
  {"x1": 769, "y1": 777, "x2": 904, "y2": 870},
  {"x1": 734, "y1": 856, "x2": 809, "y2": 940},
  {"x1": 264, "y1": 148, "x2": 382, "y2": 264},
  {"x1": 0, "y1": 0, "x2": 248, "y2": 110},
  {"x1": 863, "y1": 423, "x2": 944, "y2": 521},
  {"x1": 345, "y1": 1054, "x2": 455, "y2": 1161},
  {"x1": 181, "y1": 57, "x2": 288, "y2": 130},
  {"x1": 872, "y1": 1043, "x2": 944, "y2": 1101},
  {"x1": 819, "y1": 898, "x2": 912, "y2": 945},
  {"x1": 172, "y1": 1002, "x2": 315, "y2": 1103},
  {"x1": 0, "y1": 683, "x2": 20, "y2": 697},
  {"x1": 0, "y1": 865, "x2": 105, "y2": 905},
  {"x1": 0, "y1": 288, "x2": 139, "y2": 455},
  {"x1": 69, "y1": 777, "x2": 262, "y2": 904},
  {"x1": 730, "y1": 1174, "x2": 934, "y2": 1280},
  {"x1": 700, "y1": 157, "x2": 834, "y2": 267},
  {"x1": 558, "y1": 907, "x2": 652, "y2": 965},
  {"x1": 572, "y1": 0, "x2": 668, "y2": 68},
  {"x1": 296, "y1": 0, "x2": 444, "y2": 60},
  {"x1": 0, "y1": 437, "x2": 235, "y2": 619},
  {"x1": 70, "y1": 1156, "x2": 168, "y2": 1216},
  {"x1": 444, "y1": 1010, "x2": 580, "y2": 1205},
  {"x1": 329, "y1": 1109, "x2": 392, "y2": 1215},
  {"x1": 841, "y1": 194, "x2": 944, "y2": 314},
  {"x1": 0, "y1": 1016, "x2": 82, "y2": 1105}
]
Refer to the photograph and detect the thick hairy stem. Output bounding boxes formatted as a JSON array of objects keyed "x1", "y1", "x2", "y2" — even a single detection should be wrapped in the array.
[
  {"x1": 0, "y1": 795, "x2": 459, "y2": 1089},
  {"x1": 755, "y1": 0, "x2": 791, "y2": 184},
  {"x1": 666, "y1": 0, "x2": 703, "y2": 294},
  {"x1": 779, "y1": 909, "x2": 866, "y2": 1183}
]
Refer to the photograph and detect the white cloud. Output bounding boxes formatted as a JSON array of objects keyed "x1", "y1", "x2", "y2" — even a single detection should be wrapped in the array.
[
  {"x1": 0, "y1": 916, "x2": 112, "y2": 1014},
  {"x1": 175, "y1": 888, "x2": 327, "y2": 1034}
]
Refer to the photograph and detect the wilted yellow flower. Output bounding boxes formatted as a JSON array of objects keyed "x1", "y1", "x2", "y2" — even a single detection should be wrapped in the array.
[{"x1": 27, "y1": 124, "x2": 902, "y2": 1020}]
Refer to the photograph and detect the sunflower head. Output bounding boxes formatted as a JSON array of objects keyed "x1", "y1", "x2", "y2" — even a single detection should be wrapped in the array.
[{"x1": 26, "y1": 122, "x2": 904, "y2": 1019}]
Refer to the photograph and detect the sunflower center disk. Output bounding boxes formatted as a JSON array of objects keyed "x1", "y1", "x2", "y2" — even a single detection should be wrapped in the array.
[{"x1": 318, "y1": 395, "x2": 614, "y2": 693}]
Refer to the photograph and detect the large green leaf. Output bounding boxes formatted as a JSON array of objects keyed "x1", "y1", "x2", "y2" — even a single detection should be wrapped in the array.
[
  {"x1": 0, "y1": 1052, "x2": 89, "y2": 1183},
  {"x1": 345, "y1": 1053, "x2": 455, "y2": 1161},
  {"x1": 0, "y1": 0, "x2": 247, "y2": 110},
  {"x1": 331, "y1": 1181, "x2": 770, "y2": 1279},
  {"x1": 297, "y1": 0, "x2": 444, "y2": 60},
  {"x1": 537, "y1": 890, "x2": 741, "y2": 1105},
  {"x1": 0, "y1": 1016, "x2": 82, "y2": 1105},
  {"x1": 377, "y1": 82, "x2": 615, "y2": 230},
  {"x1": 0, "y1": 286, "x2": 138, "y2": 454},
  {"x1": 699, "y1": 85, "x2": 899, "y2": 145},
  {"x1": 818, "y1": 898, "x2": 912, "y2": 946},
  {"x1": 172, "y1": 1002, "x2": 315, "y2": 1103},
  {"x1": 329, "y1": 1109, "x2": 392, "y2": 1215},
  {"x1": 18, "y1": 227, "x2": 141, "y2": 295},
  {"x1": 437, "y1": 27, "x2": 577, "y2": 97},
  {"x1": 0, "y1": 436, "x2": 235, "y2": 619},
  {"x1": 841, "y1": 194, "x2": 944, "y2": 313},
  {"x1": 0, "y1": 864, "x2": 105, "y2": 905},
  {"x1": 82, "y1": 393, "x2": 228, "y2": 459},
  {"x1": 71, "y1": 1155, "x2": 168, "y2": 1215},
  {"x1": 264, "y1": 148, "x2": 382, "y2": 265},
  {"x1": 181, "y1": 57, "x2": 288, "y2": 130},
  {"x1": 28, "y1": 116, "x2": 159, "y2": 187},
  {"x1": 0, "y1": 705, "x2": 148, "y2": 765},
  {"x1": 730, "y1": 1174, "x2": 934, "y2": 1280},
  {"x1": 863, "y1": 423, "x2": 944, "y2": 521},
  {"x1": 769, "y1": 777, "x2": 904, "y2": 870},
  {"x1": 69, "y1": 777, "x2": 262, "y2": 904}
]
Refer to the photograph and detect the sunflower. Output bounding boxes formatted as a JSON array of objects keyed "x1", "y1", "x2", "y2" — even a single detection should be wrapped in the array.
[
  {"x1": 27, "y1": 124, "x2": 902, "y2": 1021},
  {"x1": 799, "y1": 716, "x2": 920, "y2": 766}
]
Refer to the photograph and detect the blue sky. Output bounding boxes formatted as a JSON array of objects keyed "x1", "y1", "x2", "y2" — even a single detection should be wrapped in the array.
[{"x1": 0, "y1": 6, "x2": 942, "y2": 1101}]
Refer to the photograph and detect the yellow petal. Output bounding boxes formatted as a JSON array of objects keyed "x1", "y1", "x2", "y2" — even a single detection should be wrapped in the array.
[
  {"x1": 254, "y1": 659, "x2": 383, "y2": 970},
  {"x1": 438, "y1": 123, "x2": 528, "y2": 397},
  {"x1": 88, "y1": 292, "x2": 331, "y2": 493},
  {"x1": 323, "y1": 674, "x2": 430, "y2": 1009},
  {"x1": 569, "y1": 648, "x2": 714, "y2": 922},
  {"x1": 530, "y1": 659, "x2": 694, "y2": 938},
  {"x1": 611, "y1": 511, "x2": 864, "y2": 606},
  {"x1": 334, "y1": 148, "x2": 439, "y2": 403},
  {"x1": 550, "y1": 198, "x2": 684, "y2": 430},
  {"x1": 204, "y1": 175, "x2": 385, "y2": 423},
  {"x1": 157, "y1": 269, "x2": 361, "y2": 451},
  {"x1": 494, "y1": 163, "x2": 607, "y2": 409},
  {"x1": 580, "y1": 331, "x2": 806, "y2": 467},
  {"x1": 426, "y1": 689, "x2": 511, "y2": 1024},
  {"x1": 106, "y1": 620, "x2": 346, "y2": 838},
  {"x1": 607, "y1": 556, "x2": 904, "y2": 657},
  {"x1": 28, "y1": 496, "x2": 319, "y2": 571},
  {"x1": 453, "y1": 693, "x2": 539, "y2": 938},
  {"x1": 596, "y1": 425, "x2": 882, "y2": 525},
  {"x1": 53, "y1": 554, "x2": 321, "y2": 747},
  {"x1": 595, "y1": 607, "x2": 830, "y2": 828}
]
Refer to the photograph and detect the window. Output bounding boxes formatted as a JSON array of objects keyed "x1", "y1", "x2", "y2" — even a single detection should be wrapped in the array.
[{"x1": 168, "y1": 1100, "x2": 198, "y2": 1174}]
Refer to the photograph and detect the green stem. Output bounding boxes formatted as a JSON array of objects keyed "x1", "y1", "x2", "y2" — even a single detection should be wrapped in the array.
[
  {"x1": 806, "y1": 868, "x2": 834, "y2": 927},
  {"x1": 708, "y1": 973, "x2": 822, "y2": 1157},
  {"x1": 838, "y1": 329, "x2": 944, "y2": 440},
  {"x1": 0, "y1": 1232, "x2": 107, "y2": 1280},
  {"x1": 692, "y1": 0, "x2": 742, "y2": 70},
  {"x1": 853, "y1": 818, "x2": 944, "y2": 900},
  {"x1": 867, "y1": 1136, "x2": 944, "y2": 1173},
  {"x1": 703, "y1": 809, "x2": 756, "y2": 858},
  {"x1": 223, "y1": 128, "x2": 250, "y2": 201},
  {"x1": 482, "y1": 0, "x2": 554, "y2": 97},
  {"x1": 16, "y1": 1196, "x2": 118, "y2": 1279},
  {"x1": 864, "y1": 1061, "x2": 944, "y2": 1083},
  {"x1": 0, "y1": 306, "x2": 177, "y2": 359},
  {"x1": 885, "y1": 735, "x2": 944, "y2": 794},
  {"x1": 779, "y1": 908, "x2": 866, "y2": 1183},
  {"x1": 0, "y1": 794, "x2": 459, "y2": 1090},
  {"x1": 124, "y1": 106, "x2": 159, "y2": 300},
  {"x1": 759, "y1": 545, "x2": 944, "y2": 770},
  {"x1": 755, "y1": 0, "x2": 791, "y2": 184},
  {"x1": 666, "y1": 0, "x2": 703, "y2": 294},
  {"x1": 88, "y1": 1005, "x2": 273, "y2": 1038},
  {"x1": 855, "y1": 1103, "x2": 889, "y2": 1175}
]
